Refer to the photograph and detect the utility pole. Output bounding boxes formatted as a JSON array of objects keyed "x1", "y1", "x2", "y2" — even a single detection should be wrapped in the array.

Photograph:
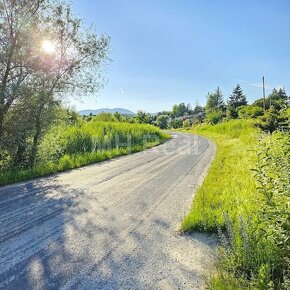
[{"x1": 262, "y1": 76, "x2": 266, "y2": 114}]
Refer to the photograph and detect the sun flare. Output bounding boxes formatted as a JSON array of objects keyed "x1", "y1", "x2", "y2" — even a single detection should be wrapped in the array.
[{"x1": 42, "y1": 40, "x2": 56, "y2": 54}]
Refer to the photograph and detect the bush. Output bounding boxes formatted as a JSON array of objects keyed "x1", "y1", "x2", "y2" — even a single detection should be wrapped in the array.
[
  {"x1": 170, "y1": 119, "x2": 183, "y2": 129},
  {"x1": 183, "y1": 119, "x2": 191, "y2": 128},
  {"x1": 92, "y1": 112, "x2": 118, "y2": 122},
  {"x1": 205, "y1": 109, "x2": 224, "y2": 124},
  {"x1": 257, "y1": 106, "x2": 289, "y2": 133},
  {"x1": 155, "y1": 115, "x2": 169, "y2": 129},
  {"x1": 238, "y1": 105, "x2": 264, "y2": 119}
]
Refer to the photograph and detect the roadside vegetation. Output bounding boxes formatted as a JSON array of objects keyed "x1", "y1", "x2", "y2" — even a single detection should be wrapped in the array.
[
  {"x1": 0, "y1": 1, "x2": 289, "y2": 288},
  {"x1": 0, "y1": 1, "x2": 169, "y2": 186},
  {"x1": 187, "y1": 123, "x2": 289, "y2": 290},
  {"x1": 182, "y1": 119, "x2": 259, "y2": 232},
  {"x1": 145, "y1": 82, "x2": 288, "y2": 289},
  {"x1": 0, "y1": 114, "x2": 169, "y2": 185},
  {"x1": 177, "y1": 85, "x2": 289, "y2": 289}
]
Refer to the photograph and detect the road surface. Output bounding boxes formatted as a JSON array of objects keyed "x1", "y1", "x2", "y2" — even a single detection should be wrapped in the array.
[{"x1": 0, "y1": 132, "x2": 216, "y2": 290}]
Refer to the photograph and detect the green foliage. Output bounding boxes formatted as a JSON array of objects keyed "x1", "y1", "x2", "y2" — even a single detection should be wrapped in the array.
[
  {"x1": 0, "y1": 0, "x2": 109, "y2": 174},
  {"x1": 227, "y1": 84, "x2": 247, "y2": 119},
  {"x1": 205, "y1": 109, "x2": 224, "y2": 125},
  {"x1": 170, "y1": 119, "x2": 183, "y2": 129},
  {"x1": 181, "y1": 121, "x2": 289, "y2": 289},
  {"x1": 92, "y1": 112, "x2": 118, "y2": 122},
  {"x1": 257, "y1": 106, "x2": 288, "y2": 133},
  {"x1": 206, "y1": 87, "x2": 225, "y2": 113},
  {"x1": 182, "y1": 120, "x2": 259, "y2": 232},
  {"x1": 135, "y1": 110, "x2": 152, "y2": 124},
  {"x1": 253, "y1": 133, "x2": 290, "y2": 286},
  {"x1": 0, "y1": 100, "x2": 69, "y2": 169},
  {"x1": 208, "y1": 271, "x2": 248, "y2": 290},
  {"x1": 253, "y1": 88, "x2": 288, "y2": 112},
  {"x1": 192, "y1": 105, "x2": 205, "y2": 115},
  {"x1": 183, "y1": 119, "x2": 191, "y2": 128},
  {"x1": 238, "y1": 105, "x2": 264, "y2": 119},
  {"x1": 0, "y1": 121, "x2": 169, "y2": 185},
  {"x1": 172, "y1": 103, "x2": 192, "y2": 117},
  {"x1": 155, "y1": 114, "x2": 169, "y2": 129},
  {"x1": 228, "y1": 85, "x2": 247, "y2": 107},
  {"x1": 269, "y1": 88, "x2": 288, "y2": 101},
  {"x1": 217, "y1": 132, "x2": 290, "y2": 289}
]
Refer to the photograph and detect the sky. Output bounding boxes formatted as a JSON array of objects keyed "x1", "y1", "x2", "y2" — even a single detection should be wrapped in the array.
[{"x1": 71, "y1": 0, "x2": 290, "y2": 113}]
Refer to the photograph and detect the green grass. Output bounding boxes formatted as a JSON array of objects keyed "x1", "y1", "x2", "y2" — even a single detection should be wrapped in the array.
[
  {"x1": 181, "y1": 119, "x2": 260, "y2": 231},
  {"x1": 0, "y1": 121, "x2": 170, "y2": 186},
  {"x1": 181, "y1": 120, "x2": 290, "y2": 289}
]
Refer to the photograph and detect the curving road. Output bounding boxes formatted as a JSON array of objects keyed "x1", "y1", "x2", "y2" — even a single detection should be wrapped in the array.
[{"x1": 0, "y1": 132, "x2": 216, "y2": 290}]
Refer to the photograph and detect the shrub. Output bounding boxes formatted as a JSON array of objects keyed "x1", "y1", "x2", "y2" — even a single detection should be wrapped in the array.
[
  {"x1": 205, "y1": 109, "x2": 224, "y2": 124},
  {"x1": 170, "y1": 119, "x2": 183, "y2": 129},
  {"x1": 238, "y1": 105, "x2": 264, "y2": 119},
  {"x1": 183, "y1": 119, "x2": 191, "y2": 128},
  {"x1": 155, "y1": 115, "x2": 169, "y2": 129},
  {"x1": 92, "y1": 112, "x2": 118, "y2": 122}
]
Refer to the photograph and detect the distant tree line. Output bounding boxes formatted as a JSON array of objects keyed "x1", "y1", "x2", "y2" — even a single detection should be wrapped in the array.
[{"x1": 133, "y1": 84, "x2": 289, "y2": 132}]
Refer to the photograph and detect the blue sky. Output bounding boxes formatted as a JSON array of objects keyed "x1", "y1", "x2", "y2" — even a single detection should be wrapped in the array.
[{"x1": 71, "y1": 0, "x2": 290, "y2": 113}]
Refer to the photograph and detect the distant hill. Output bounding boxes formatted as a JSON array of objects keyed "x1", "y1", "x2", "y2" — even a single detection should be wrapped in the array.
[{"x1": 79, "y1": 108, "x2": 135, "y2": 116}]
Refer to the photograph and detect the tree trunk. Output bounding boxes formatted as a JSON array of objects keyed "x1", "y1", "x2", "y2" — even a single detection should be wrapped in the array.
[
  {"x1": 29, "y1": 103, "x2": 44, "y2": 168},
  {"x1": 0, "y1": 108, "x2": 4, "y2": 137},
  {"x1": 14, "y1": 135, "x2": 27, "y2": 168}
]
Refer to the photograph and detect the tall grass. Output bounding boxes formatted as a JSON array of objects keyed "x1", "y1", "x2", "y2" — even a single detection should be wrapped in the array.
[
  {"x1": 182, "y1": 120, "x2": 289, "y2": 289},
  {"x1": 0, "y1": 120, "x2": 169, "y2": 185},
  {"x1": 182, "y1": 120, "x2": 260, "y2": 231}
]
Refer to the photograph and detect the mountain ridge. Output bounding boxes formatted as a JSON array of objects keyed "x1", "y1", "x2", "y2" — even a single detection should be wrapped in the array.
[{"x1": 78, "y1": 108, "x2": 135, "y2": 116}]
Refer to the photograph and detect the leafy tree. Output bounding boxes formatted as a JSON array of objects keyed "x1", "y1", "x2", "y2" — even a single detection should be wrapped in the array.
[
  {"x1": 206, "y1": 87, "x2": 225, "y2": 112},
  {"x1": 155, "y1": 115, "x2": 169, "y2": 129},
  {"x1": 0, "y1": 1, "x2": 109, "y2": 135},
  {"x1": 254, "y1": 88, "x2": 288, "y2": 112},
  {"x1": 186, "y1": 103, "x2": 193, "y2": 115},
  {"x1": 253, "y1": 98, "x2": 270, "y2": 110},
  {"x1": 135, "y1": 110, "x2": 152, "y2": 124},
  {"x1": 238, "y1": 105, "x2": 264, "y2": 119},
  {"x1": 205, "y1": 109, "x2": 224, "y2": 125},
  {"x1": 114, "y1": 112, "x2": 122, "y2": 121},
  {"x1": 0, "y1": 0, "x2": 109, "y2": 168},
  {"x1": 269, "y1": 88, "x2": 288, "y2": 102},
  {"x1": 3, "y1": 95, "x2": 61, "y2": 167},
  {"x1": 257, "y1": 106, "x2": 288, "y2": 133},
  {"x1": 192, "y1": 105, "x2": 205, "y2": 115},
  {"x1": 172, "y1": 103, "x2": 188, "y2": 117},
  {"x1": 170, "y1": 119, "x2": 183, "y2": 129},
  {"x1": 156, "y1": 111, "x2": 172, "y2": 117},
  {"x1": 183, "y1": 119, "x2": 191, "y2": 128}
]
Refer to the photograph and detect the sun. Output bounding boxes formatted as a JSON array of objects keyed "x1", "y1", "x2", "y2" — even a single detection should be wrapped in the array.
[{"x1": 42, "y1": 40, "x2": 56, "y2": 54}]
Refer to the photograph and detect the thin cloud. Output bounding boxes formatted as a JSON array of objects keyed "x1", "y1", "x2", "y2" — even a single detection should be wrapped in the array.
[
  {"x1": 120, "y1": 88, "x2": 124, "y2": 95},
  {"x1": 235, "y1": 79, "x2": 282, "y2": 91}
]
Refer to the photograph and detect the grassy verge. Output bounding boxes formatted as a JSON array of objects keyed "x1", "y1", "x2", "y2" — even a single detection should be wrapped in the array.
[
  {"x1": 181, "y1": 119, "x2": 290, "y2": 289},
  {"x1": 0, "y1": 121, "x2": 170, "y2": 186},
  {"x1": 181, "y1": 119, "x2": 260, "y2": 231}
]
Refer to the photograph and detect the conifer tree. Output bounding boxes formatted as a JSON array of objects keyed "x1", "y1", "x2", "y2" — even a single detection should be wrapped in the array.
[
  {"x1": 227, "y1": 84, "x2": 247, "y2": 118},
  {"x1": 228, "y1": 84, "x2": 247, "y2": 109},
  {"x1": 206, "y1": 87, "x2": 225, "y2": 112}
]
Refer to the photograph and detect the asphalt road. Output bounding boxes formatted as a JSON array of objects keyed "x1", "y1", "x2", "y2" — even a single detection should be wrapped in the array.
[{"x1": 0, "y1": 132, "x2": 216, "y2": 290}]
